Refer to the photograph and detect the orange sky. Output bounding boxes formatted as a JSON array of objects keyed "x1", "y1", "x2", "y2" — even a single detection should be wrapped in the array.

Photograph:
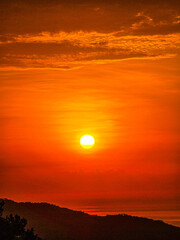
[{"x1": 0, "y1": 0, "x2": 180, "y2": 224}]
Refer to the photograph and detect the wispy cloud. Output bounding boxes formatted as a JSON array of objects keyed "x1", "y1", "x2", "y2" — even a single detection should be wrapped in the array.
[
  {"x1": 0, "y1": 0, "x2": 179, "y2": 69},
  {"x1": 0, "y1": 31, "x2": 179, "y2": 69}
]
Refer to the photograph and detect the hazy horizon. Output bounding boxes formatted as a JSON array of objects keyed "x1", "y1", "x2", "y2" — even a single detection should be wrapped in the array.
[{"x1": 2, "y1": 198, "x2": 180, "y2": 228}]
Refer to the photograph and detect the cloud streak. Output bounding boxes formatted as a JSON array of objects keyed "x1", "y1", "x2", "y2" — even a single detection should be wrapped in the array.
[
  {"x1": 0, "y1": 32, "x2": 179, "y2": 69},
  {"x1": 0, "y1": 0, "x2": 179, "y2": 69}
]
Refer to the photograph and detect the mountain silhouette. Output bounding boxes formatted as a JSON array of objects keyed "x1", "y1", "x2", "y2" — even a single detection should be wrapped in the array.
[
  {"x1": 0, "y1": 199, "x2": 42, "y2": 240},
  {"x1": 2, "y1": 198, "x2": 180, "y2": 240}
]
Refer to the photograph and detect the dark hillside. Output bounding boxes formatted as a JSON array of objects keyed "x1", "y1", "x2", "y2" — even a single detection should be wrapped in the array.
[{"x1": 2, "y1": 199, "x2": 180, "y2": 240}]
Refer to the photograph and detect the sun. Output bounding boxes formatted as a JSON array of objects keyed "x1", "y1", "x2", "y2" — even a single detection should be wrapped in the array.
[{"x1": 80, "y1": 135, "x2": 95, "y2": 149}]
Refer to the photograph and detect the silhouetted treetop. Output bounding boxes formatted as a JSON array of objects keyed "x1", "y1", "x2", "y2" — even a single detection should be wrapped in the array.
[{"x1": 0, "y1": 198, "x2": 43, "y2": 240}]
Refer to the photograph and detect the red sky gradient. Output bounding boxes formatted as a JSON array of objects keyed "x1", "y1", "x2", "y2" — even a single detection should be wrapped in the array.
[{"x1": 0, "y1": 0, "x2": 180, "y2": 226}]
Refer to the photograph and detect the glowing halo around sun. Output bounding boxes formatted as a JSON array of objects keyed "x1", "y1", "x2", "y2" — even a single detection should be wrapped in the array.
[{"x1": 80, "y1": 135, "x2": 95, "y2": 149}]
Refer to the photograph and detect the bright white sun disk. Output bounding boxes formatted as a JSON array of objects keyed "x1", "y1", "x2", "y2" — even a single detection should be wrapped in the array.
[{"x1": 80, "y1": 135, "x2": 95, "y2": 149}]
